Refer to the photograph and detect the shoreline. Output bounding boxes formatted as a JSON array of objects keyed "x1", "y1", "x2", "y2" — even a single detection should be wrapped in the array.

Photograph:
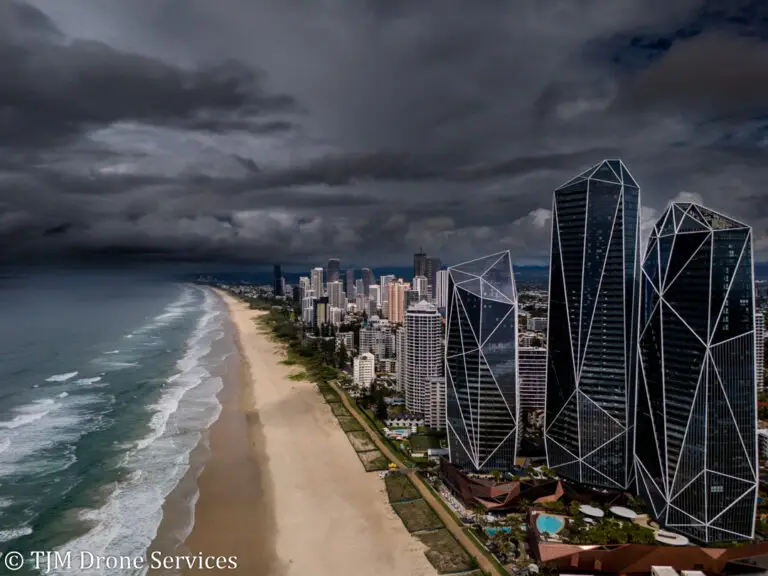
[{"x1": 197, "y1": 290, "x2": 435, "y2": 575}]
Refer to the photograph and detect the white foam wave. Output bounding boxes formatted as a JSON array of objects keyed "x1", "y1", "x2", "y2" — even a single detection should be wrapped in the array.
[
  {"x1": 58, "y1": 392, "x2": 69, "y2": 398},
  {"x1": 105, "y1": 350, "x2": 120, "y2": 355},
  {"x1": 131, "y1": 286, "x2": 198, "y2": 336},
  {"x1": 76, "y1": 376, "x2": 102, "y2": 385},
  {"x1": 45, "y1": 371, "x2": 79, "y2": 383},
  {"x1": 0, "y1": 398, "x2": 60, "y2": 429},
  {"x1": 0, "y1": 437, "x2": 10, "y2": 454},
  {"x1": 0, "y1": 526, "x2": 32, "y2": 542}
]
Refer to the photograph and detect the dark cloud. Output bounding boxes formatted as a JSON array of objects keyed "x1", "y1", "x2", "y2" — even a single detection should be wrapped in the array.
[{"x1": 2, "y1": 0, "x2": 768, "y2": 267}]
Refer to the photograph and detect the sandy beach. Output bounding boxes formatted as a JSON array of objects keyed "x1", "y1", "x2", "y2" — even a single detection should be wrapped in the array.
[{"x1": 179, "y1": 290, "x2": 436, "y2": 575}]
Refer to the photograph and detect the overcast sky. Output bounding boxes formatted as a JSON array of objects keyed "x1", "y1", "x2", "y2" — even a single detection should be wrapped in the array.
[{"x1": 1, "y1": 0, "x2": 767, "y2": 268}]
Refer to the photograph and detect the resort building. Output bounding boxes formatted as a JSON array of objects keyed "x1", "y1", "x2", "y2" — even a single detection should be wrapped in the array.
[
  {"x1": 425, "y1": 376, "x2": 446, "y2": 431},
  {"x1": 353, "y1": 352, "x2": 375, "y2": 389},
  {"x1": 635, "y1": 202, "x2": 758, "y2": 543},
  {"x1": 545, "y1": 159, "x2": 641, "y2": 490},
  {"x1": 446, "y1": 251, "x2": 519, "y2": 472},
  {"x1": 518, "y1": 346, "x2": 547, "y2": 413},
  {"x1": 404, "y1": 301, "x2": 443, "y2": 414}
]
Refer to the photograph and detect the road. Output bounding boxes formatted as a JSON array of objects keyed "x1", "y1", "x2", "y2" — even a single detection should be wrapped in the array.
[{"x1": 329, "y1": 380, "x2": 507, "y2": 576}]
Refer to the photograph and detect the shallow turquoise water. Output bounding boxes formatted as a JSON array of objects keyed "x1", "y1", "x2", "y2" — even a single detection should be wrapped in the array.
[{"x1": 536, "y1": 514, "x2": 565, "y2": 534}]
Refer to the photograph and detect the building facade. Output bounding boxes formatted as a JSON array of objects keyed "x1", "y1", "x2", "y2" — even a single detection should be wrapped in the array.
[
  {"x1": 404, "y1": 301, "x2": 443, "y2": 415},
  {"x1": 436, "y1": 269, "x2": 449, "y2": 309},
  {"x1": 273, "y1": 264, "x2": 283, "y2": 297},
  {"x1": 757, "y1": 312, "x2": 765, "y2": 391},
  {"x1": 414, "y1": 251, "x2": 428, "y2": 279},
  {"x1": 446, "y1": 251, "x2": 519, "y2": 472},
  {"x1": 545, "y1": 159, "x2": 640, "y2": 490},
  {"x1": 353, "y1": 352, "x2": 375, "y2": 389},
  {"x1": 327, "y1": 258, "x2": 340, "y2": 283},
  {"x1": 387, "y1": 280, "x2": 408, "y2": 323},
  {"x1": 362, "y1": 268, "x2": 375, "y2": 297},
  {"x1": 311, "y1": 267, "x2": 324, "y2": 300},
  {"x1": 413, "y1": 275, "x2": 429, "y2": 301},
  {"x1": 327, "y1": 280, "x2": 345, "y2": 309},
  {"x1": 635, "y1": 202, "x2": 758, "y2": 543},
  {"x1": 425, "y1": 377, "x2": 446, "y2": 431},
  {"x1": 427, "y1": 257, "x2": 442, "y2": 301},
  {"x1": 395, "y1": 326, "x2": 407, "y2": 393},
  {"x1": 519, "y1": 347, "x2": 547, "y2": 414},
  {"x1": 345, "y1": 269, "x2": 356, "y2": 302},
  {"x1": 312, "y1": 296, "x2": 330, "y2": 328}
]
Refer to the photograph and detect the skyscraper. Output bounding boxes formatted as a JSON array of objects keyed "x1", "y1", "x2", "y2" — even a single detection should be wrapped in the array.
[
  {"x1": 436, "y1": 269, "x2": 449, "y2": 309},
  {"x1": 757, "y1": 313, "x2": 765, "y2": 391},
  {"x1": 519, "y1": 347, "x2": 547, "y2": 414},
  {"x1": 387, "y1": 280, "x2": 407, "y2": 323},
  {"x1": 446, "y1": 251, "x2": 519, "y2": 472},
  {"x1": 327, "y1": 281, "x2": 344, "y2": 309},
  {"x1": 404, "y1": 301, "x2": 442, "y2": 415},
  {"x1": 345, "y1": 269, "x2": 356, "y2": 302},
  {"x1": 369, "y1": 284, "x2": 381, "y2": 307},
  {"x1": 545, "y1": 159, "x2": 640, "y2": 490},
  {"x1": 427, "y1": 257, "x2": 442, "y2": 300},
  {"x1": 273, "y1": 264, "x2": 283, "y2": 297},
  {"x1": 311, "y1": 267, "x2": 324, "y2": 299},
  {"x1": 327, "y1": 258, "x2": 341, "y2": 283},
  {"x1": 413, "y1": 275, "x2": 428, "y2": 300},
  {"x1": 362, "y1": 267, "x2": 375, "y2": 297},
  {"x1": 395, "y1": 326, "x2": 407, "y2": 393},
  {"x1": 414, "y1": 251, "x2": 428, "y2": 279},
  {"x1": 635, "y1": 202, "x2": 758, "y2": 543}
]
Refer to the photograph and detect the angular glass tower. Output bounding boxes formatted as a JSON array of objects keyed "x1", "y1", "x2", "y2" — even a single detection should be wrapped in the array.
[
  {"x1": 446, "y1": 251, "x2": 518, "y2": 472},
  {"x1": 545, "y1": 160, "x2": 640, "y2": 489},
  {"x1": 635, "y1": 202, "x2": 758, "y2": 543}
]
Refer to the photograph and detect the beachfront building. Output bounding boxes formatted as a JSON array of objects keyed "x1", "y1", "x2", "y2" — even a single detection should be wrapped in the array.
[
  {"x1": 635, "y1": 202, "x2": 758, "y2": 543},
  {"x1": 353, "y1": 352, "x2": 375, "y2": 390},
  {"x1": 545, "y1": 159, "x2": 641, "y2": 490},
  {"x1": 404, "y1": 301, "x2": 442, "y2": 415},
  {"x1": 446, "y1": 251, "x2": 519, "y2": 472},
  {"x1": 425, "y1": 377, "x2": 446, "y2": 431},
  {"x1": 518, "y1": 346, "x2": 547, "y2": 413}
]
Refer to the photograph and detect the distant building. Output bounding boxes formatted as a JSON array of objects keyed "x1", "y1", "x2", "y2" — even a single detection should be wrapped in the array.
[
  {"x1": 329, "y1": 307, "x2": 344, "y2": 326},
  {"x1": 427, "y1": 257, "x2": 442, "y2": 300},
  {"x1": 435, "y1": 269, "x2": 449, "y2": 309},
  {"x1": 413, "y1": 275, "x2": 428, "y2": 300},
  {"x1": 362, "y1": 267, "x2": 375, "y2": 296},
  {"x1": 336, "y1": 332, "x2": 354, "y2": 353},
  {"x1": 387, "y1": 280, "x2": 408, "y2": 323},
  {"x1": 345, "y1": 269, "x2": 356, "y2": 302},
  {"x1": 327, "y1": 280, "x2": 345, "y2": 309},
  {"x1": 379, "y1": 358, "x2": 396, "y2": 374},
  {"x1": 353, "y1": 352, "x2": 375, "y2": 389},
  {"x1": 369, "y1": 284, "x2": 381, "y2": 307},
  {"x1": 526, "y1": 317, "x2": 547, "y2": 332},
  {"x1": 404, "y1": 301, "x2": 442, "y2": 415},
  {"x1": 312, "y1": 296, "x2": 329, "y2": 328},
  {"x1": 518, "y1": 347, "x2": 547, "y2": 413},
  {"x1": 273, "y1": 264, "x2": 283, "y2": 297},
  {"x1": 425, "y1": 377, "x2": 446, "y2": 431},
  {"x1": 299, "y1": 276, "x2": 311, "y2": 300},
  {"x1": 292, "y1": 284, "x2": 301, "y2": 303},
  {"x1": 327, "y1": 258, "x2": 340, "y2": 284},
  {"x1": 395, "y1": 326, "x2": 407, "y2": 393},
  {"x1": 355, "y1": 279, "x2": 365, "y2": 300},
  {"x1": 311, "y1": 267, "x2": 324, "y2": 299}
]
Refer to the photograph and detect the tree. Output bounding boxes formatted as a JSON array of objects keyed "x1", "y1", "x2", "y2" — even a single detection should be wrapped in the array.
[
  {"x1": 376, "y1": 395, "x2": 388, "y2": 421},
  {"x1": 337, "y1": 341, "x2": 348, "y2": 370},
  {"x1": 492, "y1": 469, "x2": 503, "y2": 483}
]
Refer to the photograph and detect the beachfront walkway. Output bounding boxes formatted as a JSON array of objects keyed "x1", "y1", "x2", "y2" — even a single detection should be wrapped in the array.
[{"x1": 328, "y1": 379, "x2": 507, "y2": 576}]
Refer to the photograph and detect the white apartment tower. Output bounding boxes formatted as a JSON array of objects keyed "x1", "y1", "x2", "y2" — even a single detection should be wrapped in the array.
[
  {"x1": 311, "y1": 267, "x2": 324, "y2": 299},
  {"x1": 369, "y1": 284, "x2": 381, "y2": 307},
  {"x1": 425, "y1": 377, "x2": 446, "y2": 431},
  {"x1": 353, "y1": 352, "x2": 376, "y2": 389},
  {"x1": 413, "y1": 275, "x2": 429, "y2": 300},
  {"x1": 404, "y1": 301, "x2": 442, "y2": 414},
  {"x1": 435, "y1": 269, "x2": 449, "y2": 308},
  {"x1": 327, "y1": 280, "x2": 345, "y2": 309}
]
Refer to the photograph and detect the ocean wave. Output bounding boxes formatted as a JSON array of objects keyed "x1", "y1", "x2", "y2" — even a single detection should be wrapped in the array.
[
  {"x1": 45, "y1": 371, "x2": 79, "y2": 383},
  {"x1": 76, "y1": 376, "x2": 102, "y2": 385},
  {"x1": 0, "y1": 398, "x2": 61, "y2": 430},
  {"x1": 131, "y1": 286, "x2": 198, "y2": 336},
  {"x1": 104, "y1": 350, "x2": 120, "y2": 355},
  {"x1": 0, "y1": 526, "x2": 32, "y2": 542},
  {"x1": 0, "y1": 437, "x2": 10, "y2": 454}
]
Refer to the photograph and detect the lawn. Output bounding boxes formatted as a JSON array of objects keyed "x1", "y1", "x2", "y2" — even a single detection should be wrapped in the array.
[
  {"x1": 392, "y1": 499, "x2": 445, "y2": 533},
  {"x1": 346, "y1": 430, "x2": 378, "y2": 452},
  {"x1": 357, "y1": 450, "x2": 389, "y2": 471},
  {"x1": 409, "y1": 435, "x2": 443, "y2": 451},
  {"x1": 330, "y1": 403, "x2": 350, "y2": 417},
  {"x1": 317, "y1": 385, "x2": 341, "y2": 403},
  {"x1": 288, "y1": 371, "x2": 307, "y2": 381},
  {"x1": 385, "y1": 473, "x2": 420, "y2": 503},
  {"x1": 336, "y1": 415, "x2": 364, "y2": 432},
  {"x1": 415, "y1": 529, "x2": 474, "y2": 573}
]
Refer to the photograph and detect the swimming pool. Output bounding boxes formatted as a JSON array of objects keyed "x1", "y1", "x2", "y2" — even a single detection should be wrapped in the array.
[
  {"x1": 485, "y1": 527, "x2": 512, "y2": 537},
  {"x1": 536, "y1": 514, "x2": 565, "y2": 535}
]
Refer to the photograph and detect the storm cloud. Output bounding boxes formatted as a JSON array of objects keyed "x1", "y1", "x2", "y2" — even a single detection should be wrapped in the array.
[{"x1": 2, "y1": 0, "x2": 768, "y2": 267}]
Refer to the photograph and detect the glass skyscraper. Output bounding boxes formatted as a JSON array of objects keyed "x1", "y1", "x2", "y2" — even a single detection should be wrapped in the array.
[
  {"x1": 635, "y1": 202, "x2": 758, "y2": 542},
  {"x1": 446, "y1": 251, "x2": 519, "y2": 472},
  {"x1": 545, "y1": 160, "x2": 640, "y2": 489}
]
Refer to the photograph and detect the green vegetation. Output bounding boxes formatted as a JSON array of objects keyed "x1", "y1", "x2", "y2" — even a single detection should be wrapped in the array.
[
  {"x1": 357, "y1": 449, "x2": 389, "y2": 471},
  {"x1": 414, "y1": 529, "x2": 475, "y2": 574},
  {"x1": 336, "y1": 415, "x2": 364, "y2": 432},
  {"x1": 385, "y1": 473, "x2": 420, "y2": 503},
  {"x1": 288, "y1": 371, "x2": 308, "y2": 381},
  {"x1": 393, "y1": 499, "x2": 445, "y2": 533},
  {"x1": 346, "y1": 430, "x2": 378, "y2": 452},
  {"x1": 279, "y1": 358, "x2": 297, "y2": 366},
  {"x1": 317, "y1": 384, "x2": 341, "y2": 403},
  {"x1": 409, "y1": 435, "x2": 442, "y2": 452},
  {"x1": 561, "y1": 516, "x2": 655, "y2": 545},
  {"x1": 540, "y1": 499, "x2": 566, "y2": 513}
]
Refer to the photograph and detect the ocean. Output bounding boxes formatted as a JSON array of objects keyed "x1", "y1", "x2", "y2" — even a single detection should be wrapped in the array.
[{"x1": 0, "y1": 271, "x2": 229, "y2": 575}]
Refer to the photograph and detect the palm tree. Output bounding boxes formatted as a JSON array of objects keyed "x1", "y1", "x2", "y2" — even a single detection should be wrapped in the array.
[{"x1": 472, "y1": 504, "x2": 487, "y2": 527}]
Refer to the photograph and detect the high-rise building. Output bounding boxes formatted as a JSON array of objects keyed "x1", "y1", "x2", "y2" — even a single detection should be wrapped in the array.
[
  {"x1": 369, "y1": 284, "x2": 381, "y2": 307},
  {"x1": 446, "y1": 251, "x2": 519, "y2": 472},
  {"x1": 527, "y1": 317, "x2": 547, "y2": 332},
  {"x1": 345, "y1": 269, "x2": 356, "y2": 302},
  {"x1": 353, "y1": 352, "x2": 375, "y2": 389},
  {"x1": 414, "y1": 251, "x2": 428, "y2": 279},
  {"x1": 413, "y1": 275, "x2": 428, "y2": 300},
  {"x1": 311, "y1": 267, "x2": 324, "y2": 299},
  {"x1": 404, "y1": 301, "x2": 442, "y2": 415},
  {"x1": 436, "y1": 269, "x2": 449, "y2": 309},
  {"x1": 327, "y1": 281, "x2": 344, "y2": 309},
  {"x1": 395, "y1": 326, "x2": 407, "y2": 393},
  {"x1": 273, "y1": 264, "x2": 283, "y2": 297},
  {"x1": 519, "y1": 347, "x2": 547, "y2": 414},
  {"x1": 312, "y1": 296, "x2": 329, "y2": 328},
  {"x1": 362, "y1": 268, "x2": 375, "y2": 297},
  {"x1": 387, "y1": 280, "x2": 408, "y2": 323},
  {"x1": 301, "y1": 289, "x2": 315, "y2": 324},
  {"x1": 380, "y1": 274, "x2": 395, "y2": 319},
  {"x1": 327, "y1": 258, "x2": 341, "y2": 283},
  {"x1": 757, "y1": 313, "x2": 765, "y2": 391},
  {"x1": 425, "y1": 377, "x2": 446, "y2": 431},
  {"x1": 299, "y1": 276, "x2": 311, "y2": 300},
  {"x1": 355, "y1": 279, "x2": 365, "y2": 301},
  {"x1": 545, "y1": 159, "x2": 640, "y2": 490},
  {"x1": 635, "y1": 202, "x2": 758, "y2": 543},
  {"x1": 427, "y1": 257, "x2": 442, "y2": 300}
]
